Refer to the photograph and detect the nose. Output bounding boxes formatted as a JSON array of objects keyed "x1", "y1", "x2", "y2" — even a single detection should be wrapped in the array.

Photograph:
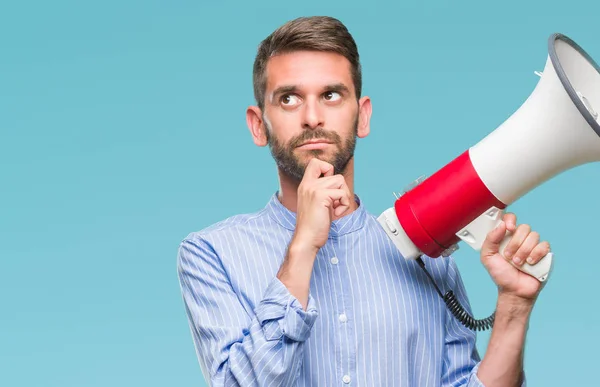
[{"x1": 301, "y1": 97, "x2": 325, "y2": 129}]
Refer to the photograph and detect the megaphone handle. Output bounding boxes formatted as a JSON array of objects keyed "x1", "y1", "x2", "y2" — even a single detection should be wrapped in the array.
[
  {"x1": 496, "y1": 222, "x2": 554, "y2": 282},
  {"x1": 456, "y1": 207, "x2": 554, "y2": 282}
]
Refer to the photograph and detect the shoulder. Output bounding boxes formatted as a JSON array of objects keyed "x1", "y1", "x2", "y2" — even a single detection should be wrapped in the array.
[
  {"x1": 176, "y1": 208, "x2": 270, "y2": 277},
  {"x1": 180, "y1": 206, "x2": 271, "y2": 248}
]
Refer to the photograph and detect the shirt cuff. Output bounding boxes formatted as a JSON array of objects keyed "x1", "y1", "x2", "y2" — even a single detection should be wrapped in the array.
[
  {"x1": 469, "y1": 362, "x2": 527, "y2": 387},
  {"x1": 254, "y1": 276, "x2": 318, "y2": 342}
]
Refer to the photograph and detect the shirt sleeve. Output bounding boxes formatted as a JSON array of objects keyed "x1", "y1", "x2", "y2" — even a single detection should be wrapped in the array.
[
  {"x1": 440, "y1": 256, "x2": 527, "y2": 387},
  {"x1": 177, "y1": 236, "x2": 318, "y2": 387}
]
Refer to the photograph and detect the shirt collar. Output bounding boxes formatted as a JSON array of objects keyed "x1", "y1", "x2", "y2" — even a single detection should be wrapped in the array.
[{"x1": 266, "y1": 191, "x2": 367, "y2": 236}]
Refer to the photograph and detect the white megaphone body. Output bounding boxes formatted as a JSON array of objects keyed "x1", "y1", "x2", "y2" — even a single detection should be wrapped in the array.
[{"x1": 378, "y1": 33, "x2": 600, "y2": 283}]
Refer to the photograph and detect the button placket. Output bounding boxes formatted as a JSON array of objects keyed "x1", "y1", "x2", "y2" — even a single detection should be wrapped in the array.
[{"x1": 327, "y1": 241, "x2": 355, "y2": 387}]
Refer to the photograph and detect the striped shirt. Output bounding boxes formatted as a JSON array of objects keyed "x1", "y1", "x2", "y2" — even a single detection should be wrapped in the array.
[{"x1": 177, "y1": 192, "x2": 508, "y2": 386}]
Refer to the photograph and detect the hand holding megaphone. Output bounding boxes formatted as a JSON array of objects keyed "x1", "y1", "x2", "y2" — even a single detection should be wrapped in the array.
[
  {"x1": 478, "y1": 211, "x2": 552, "y2": 299},
  {"x1": 456, "y1": 206, "x2": 553, "y2": 283}
]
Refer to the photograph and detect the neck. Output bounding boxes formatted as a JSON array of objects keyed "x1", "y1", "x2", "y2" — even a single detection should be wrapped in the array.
[{"x1": 277, "y1": 158, "x2": 358, "y2": 221}]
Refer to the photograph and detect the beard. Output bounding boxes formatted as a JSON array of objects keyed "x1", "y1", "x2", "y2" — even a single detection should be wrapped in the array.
[{"x1": 265, "y1": 116, "x2": 358, "y2": 182}]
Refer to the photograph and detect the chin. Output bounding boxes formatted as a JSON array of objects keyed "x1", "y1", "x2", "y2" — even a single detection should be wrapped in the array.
[
  {"x1": 299, "y1": 148, "x2": 334, "y2": 157},
  {"x1": 301, "y1": 152, "x2": 334, "y2": 164}
]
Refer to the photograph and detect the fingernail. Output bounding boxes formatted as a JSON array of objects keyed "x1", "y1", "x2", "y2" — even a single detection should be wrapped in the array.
[
  {"x1": 526, "y1": 257, "x2": 534, "y2": 264},
  {"x1": 504, "y1": 250, "x2": 513, "y2": 258},
  {"x1": 513, "y1": 256, "x2": 522, "y2": 265}
]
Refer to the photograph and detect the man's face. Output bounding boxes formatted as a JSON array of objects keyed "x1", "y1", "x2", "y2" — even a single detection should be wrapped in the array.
[{"x1": 259, "y1": 51, "x2": 363, "y2": 181}]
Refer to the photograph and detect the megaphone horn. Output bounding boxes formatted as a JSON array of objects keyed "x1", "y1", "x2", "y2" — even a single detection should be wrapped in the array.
[{"x1": 378, "y1": 33, "x2": 600, "y2": 285}]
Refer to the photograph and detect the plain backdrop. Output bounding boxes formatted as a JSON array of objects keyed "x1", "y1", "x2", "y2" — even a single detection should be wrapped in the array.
[{"x1": 2, "y1": 0, "x2": 599, "y2": 386}]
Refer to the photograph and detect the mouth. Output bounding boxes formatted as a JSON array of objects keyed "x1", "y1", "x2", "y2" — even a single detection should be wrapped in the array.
[{"x1": 296, "y1": 139, "x2": 334, "y2": 150}]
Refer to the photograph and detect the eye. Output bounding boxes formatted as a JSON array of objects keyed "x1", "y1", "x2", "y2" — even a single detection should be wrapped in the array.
[
  {"x1": 280, "y1": 94, "x2": 301, "y2": 107},
  {"x1": 323, "y1": 91, "x2": 341, "y2": 102}
]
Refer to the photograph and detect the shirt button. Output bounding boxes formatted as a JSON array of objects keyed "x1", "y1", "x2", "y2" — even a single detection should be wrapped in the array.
[
  {"x1": 339, "y1": 313, "x2": 348, "y2": 323},
  {"x1": 330, "y1": 257, "x2": 339, "y2": 265},
  {"x1": 342, "y1": 375, "x2": 351, "y2": 384}
]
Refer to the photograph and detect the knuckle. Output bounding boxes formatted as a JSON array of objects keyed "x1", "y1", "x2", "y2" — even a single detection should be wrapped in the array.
[{"x1": 507, "y1": 243, "x2": 520, "y2": 255}]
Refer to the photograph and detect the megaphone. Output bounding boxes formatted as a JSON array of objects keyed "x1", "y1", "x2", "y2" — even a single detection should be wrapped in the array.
[{"x1": 378, "y1": 33, "x2": 600, "y2": 287}]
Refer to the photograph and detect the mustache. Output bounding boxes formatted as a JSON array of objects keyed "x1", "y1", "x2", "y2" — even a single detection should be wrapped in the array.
[{"x1": 289, "y1": 128, "x2": 342, "y2": 148}]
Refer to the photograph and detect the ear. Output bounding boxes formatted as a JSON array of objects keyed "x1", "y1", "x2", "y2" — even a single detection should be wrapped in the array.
[
  {"x1": 357, "y1": 96, "x2": 372, "y2": 138},
  {"x1": 246, "y1": 105, "x2": 268, "y2": 147}
]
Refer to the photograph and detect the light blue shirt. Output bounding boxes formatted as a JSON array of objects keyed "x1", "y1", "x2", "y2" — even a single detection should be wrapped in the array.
[{"x1": 177, "y1": 192, "x2": 519, "y2": 386}]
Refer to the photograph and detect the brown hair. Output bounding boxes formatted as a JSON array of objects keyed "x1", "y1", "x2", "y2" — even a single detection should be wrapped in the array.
[{"x1": 252, "y1": 16, "x2": 362, "y2": 110}]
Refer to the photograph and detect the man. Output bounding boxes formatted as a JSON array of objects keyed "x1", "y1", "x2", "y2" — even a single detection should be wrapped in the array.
[{"x1": 177, "y1": 16, "x2": 550, "y2": 387}]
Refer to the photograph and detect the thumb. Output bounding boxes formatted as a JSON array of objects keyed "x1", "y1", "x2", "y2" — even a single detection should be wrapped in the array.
[{"x1": 481, "y1": 220, "x2": 506, "y2": 258}]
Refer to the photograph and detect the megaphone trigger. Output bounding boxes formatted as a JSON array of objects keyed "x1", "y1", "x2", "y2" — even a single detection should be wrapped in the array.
[{"x1": 456, "y1": 207, "x2": 554, "y2": 282}]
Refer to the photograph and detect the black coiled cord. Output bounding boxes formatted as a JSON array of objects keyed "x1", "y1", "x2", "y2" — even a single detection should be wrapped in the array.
[
  {"x1": 416, "y1": 256, "x2": 495, "y2": 331},
  {"x1": 443, "y1": 291, "x2": 495, "y2": 331}
]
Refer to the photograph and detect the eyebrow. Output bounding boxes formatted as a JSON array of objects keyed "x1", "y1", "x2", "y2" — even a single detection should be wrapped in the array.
[
  {"x1": 271, "y1": 85, "x2": 298, "y2": 102},
  {"x1": 325, "y1": 83, "x2": 351, "y2": 95},
  {"x1": 270, "y1": 83, "x2": 352, "y2": 103}
]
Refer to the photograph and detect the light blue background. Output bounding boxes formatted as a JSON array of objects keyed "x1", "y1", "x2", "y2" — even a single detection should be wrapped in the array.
[{"x1": 2, "y1": 0, "x2": 599, "y2": 386}]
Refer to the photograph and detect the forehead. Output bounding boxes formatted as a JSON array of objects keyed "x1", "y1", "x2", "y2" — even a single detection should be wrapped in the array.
[{"x1": 265, "y1": 51, "x2": 354, "y2": 94}]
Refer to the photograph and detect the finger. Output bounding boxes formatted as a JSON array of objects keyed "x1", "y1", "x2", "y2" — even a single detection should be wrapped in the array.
[
  {"x1": 314, "y1": 175, "x2": 347, "y2": 189},
  {"x1": 512, "y1": 231, "x2": 539, "y2": 266},
  {"x1": 502, "y1": 223, "x2": 531, "y2": 260},
  {"x1": 481, "y1": 220, "x2": 507, "y2": 258},
  {"x1": 321, "y1": 162, "x2": 334, "y2": 177},
  {"x1": 321, "y1": 189, "x2": 350, "y2": 216},
  {"x1": 334, "y1": 204, "x2": 349, "y2": 217},
  {"x1": 303, "y1": 158, "x2": 334, "y2": 181},
  {"x1": 503, "y1": 212, "x2": 517, "y2": 232},
  {"x1": 526, "y1": 241, "x2": 551, "y2": 265},
  {"x1": 337, "y1": 181, "x2": 353, "y2": 214},
  {"x1": 315, "y1": 176, "x2": 353, "y2": 209}
]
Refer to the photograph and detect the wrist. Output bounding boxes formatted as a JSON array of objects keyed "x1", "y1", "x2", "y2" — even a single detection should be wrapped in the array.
[
  {"x1": 288, "y1": 234, "x2": 320, "y2": 258},
  {"x1": 496, "y1": 292, "x2": 534, "y2": 322},
  {"x1": 278, "y1": 237, "x2": 319, "y2": 280}
]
